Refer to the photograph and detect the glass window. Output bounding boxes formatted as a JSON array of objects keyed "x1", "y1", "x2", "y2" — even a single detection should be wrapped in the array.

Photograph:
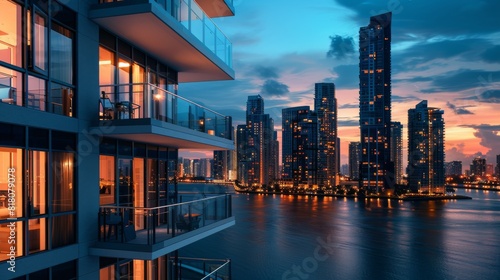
[
  {"x1": 29, "y1": 150, "x2": 47, "y2": 215},
  {"x1": 118, "y1": 158, "x2": 132, "y2": 206},
  {"x1": 33, "y1": 11, "x2": 48, "y2": 72},
  {"x1": 99, "y1": 46, "x2": 116, "y2": 99},
  {"x1": 51, "y1": 22, "x2": 74, "y2": 84},
  {"x1": 117, "y1": 57, "x2": 131, "y2": 103},
  {"x1": 51, "y1": 83, "x2": 74, "y2": 116},
  {"x1": 52, "y1": 130, "x2": 76, "y2": 151},
  {"x1": 0, "y1": 65, "x2": 23, "y2": 106},
  {"x1": 0, "y1": 221, "x2": 23, "y2": 261},
  {"x1": 29, "y1": 127, "x2": 49, "y2": 149},
  {"x1": 133, "y1": 158, "x2": 144, "y2": 228},
  {"x1": 0, "y1": 122, "x2": 24, "y2": 147},
  {"x1": 27, "y1": 75, "x2": 46, "y2": 111},
  {"x1": 52, "y1": 260, "x2": 77, "y2": 280},
  {"x1": 100, "y1": 155, "x2": 115, "y2": 205},
  {"x1": 51, "y1": 214, "x2": 75, "y2": 248},
  {"x1": 28, "y1": 218, "x2": 47, "y2": 254},
  {"x1": 0, "y1": 147, "x2": 23, "y2": 219},
  {"x1": 0, "y1": 0, "x2": 22, "y2": 67},
  {"x1": 147, "y1": 159, "x2": 157, "y2": 207},
  {"x1": 52, "y1": 152, "x2": 74, "y2": 212}
]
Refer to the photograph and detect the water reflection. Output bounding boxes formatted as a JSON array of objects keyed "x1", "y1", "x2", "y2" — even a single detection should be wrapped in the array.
[{"x1": 179, "y1": 185, "x2": 500, "y2": 280}]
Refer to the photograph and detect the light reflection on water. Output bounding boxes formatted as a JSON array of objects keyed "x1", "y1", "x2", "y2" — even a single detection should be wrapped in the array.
[{"x1": 180, "y1": 185, "x2": 500, "y2": 280}]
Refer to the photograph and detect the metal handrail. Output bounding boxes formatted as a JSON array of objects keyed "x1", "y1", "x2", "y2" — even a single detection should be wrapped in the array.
[
  {"x1": 200, "y1": 259, "x2": 231, "y2": 280},
  {"x1": 100, "y1": 194, "x2": 229, "y2": 210},
  {"x1": 99, "y1": 82, "x2": 227, "y2": 118}
]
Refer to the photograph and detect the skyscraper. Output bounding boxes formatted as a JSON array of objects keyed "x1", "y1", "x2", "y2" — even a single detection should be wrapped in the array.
[
  {"x1": 282, "y1": 106, "x2": 319, "y2": 186},
  {"x1": 391, "y1": 122, "x2": 403, "y2": 185},
  {"x1": 496, "y1": 155, "x2": 500, "y2": 178},
  {"x1": 314, "y1": 83, "x2": 338, "y2": 187},
  {"x1": 359, "y1": 12, "x2": 393, "y2": 191},
  {"x1": 407, "y1": 100, "x2": 445, "y2": 193},
  {"x1": 470, "y1": 157, "x2": 486, "y2": 176},
  {"x1": 237, "y1": 95, "x2": 276, "y2": 186},
  {"x1": 445, "y1": 161, "x2": 463, "y2": 176},
  {"x1": 349, "y1": 142, "x2": 361, "y2": 180}
]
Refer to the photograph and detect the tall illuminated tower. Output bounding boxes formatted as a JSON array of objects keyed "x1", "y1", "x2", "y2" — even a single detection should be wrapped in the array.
[
  {"x1": 407, "y1": 101, "x2": 445, "y2": 193},
  {"x1": 359, "y1": 12, "x2": 393, "y2": 191},
  {"x1": 314, "y1": 83, "x2": 337, "y2": 187}
]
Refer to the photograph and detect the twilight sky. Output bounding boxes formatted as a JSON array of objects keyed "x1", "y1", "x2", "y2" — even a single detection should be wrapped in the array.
[{"x1": 180, "y1": 0, "x2": 500, "y2": 171}]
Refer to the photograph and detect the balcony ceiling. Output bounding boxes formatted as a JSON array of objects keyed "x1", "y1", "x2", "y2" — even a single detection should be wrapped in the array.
[
  {"x1": 195, "y1": 0, "x2": 235, "y2": 17},
  {"x1": 90, "y1": 3, "x2": 234, "y2": 82},
  {"x1": 93, "y1": 119, "x2": 234, "y2": 150}
]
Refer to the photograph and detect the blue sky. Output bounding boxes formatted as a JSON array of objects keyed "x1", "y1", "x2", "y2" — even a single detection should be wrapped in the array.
[{"x1": 180, "y1": 0, "x2": 500, "y2": 169}]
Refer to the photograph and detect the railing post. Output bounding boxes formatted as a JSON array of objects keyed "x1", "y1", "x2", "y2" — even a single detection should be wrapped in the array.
[{"x1": 152, "y1": 209, "x2": 157, "y2": 244}]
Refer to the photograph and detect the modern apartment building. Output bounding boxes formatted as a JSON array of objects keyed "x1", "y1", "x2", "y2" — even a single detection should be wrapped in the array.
[
  {"x1": 407, "y1": 100, "x2": 445, "y2": 193},
  {"x1": 358, "y1": 12, "x2": 393, "y2": 191},
  {"x1": 314, "y1": 83, "x2": 337, "y2": 187},
  {"x1": 0, "y1": 0, "x2": 236, "y2": 279},
  {"x1": 237, "y1": 95, "x2": 276, "y2": 187},
  {"x1": 281, "y1": 106, "x2": 319, "y2": 187},
  {"x1": 390, "y1": 121, "x2": 403, "y2": 185},
  {"x1": 348, "y1": 142, "x2": 361, "y2": 181}
]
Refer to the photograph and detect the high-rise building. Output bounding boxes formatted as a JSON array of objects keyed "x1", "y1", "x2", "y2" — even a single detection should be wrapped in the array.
[
  {"x1": 314, "y1": 83, "x2": 338, "y2": 187},
  {"x1": 407, "y1": 100, "x2": 445, "y2": 193},
  {"x1": 496, "y1": 155, "x2": 500, "y2": 178},
  {"x1": 349, "y1": 142, "x2": 361, "y2": 180},
  {"x1": 470, "y1": 157, "x2": 486, "y2": 177},
  {"x1": 237, "y1": 95, "x2": 276, "y2": 186},
  {"x1": 486, "y1": 164, "x2": 494, "y2": 176},
  {"x1": 358, "y1": 12, "x2": 393, "y2": 191},
  {"x1": 282, "y1": 106, "x2": 320, "y2": 186},
  {"x1": 445, "y1": 161, "x2": 463, "y2": 176},
  {"x1": 0, "y1": 0, "x2": 236, "y2": 278},
  {"x1": 213, "y1": 149, "x2": 236, "y2": 181},
  {"x1": 391, "y1": 122, "x2": 403, "y2": 185}
]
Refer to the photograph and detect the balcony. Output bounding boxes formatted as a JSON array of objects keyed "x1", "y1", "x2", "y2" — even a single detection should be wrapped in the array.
[
  {"x1": 90, "y1": 0, "x2": 234, "y2": 82},
  {"x1": 171, "y1": 257, "x2": 231, "y2": 279},
  {"x1": 90, "y1": 195, "x2": 235, "y2": 260},
  {"x1": 94, "y1": 83, "x2": 233, "y2": 150}
]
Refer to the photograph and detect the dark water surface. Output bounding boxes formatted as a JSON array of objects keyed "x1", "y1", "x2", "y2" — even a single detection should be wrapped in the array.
[{"x1": 180, "y1": 184, "x2": 500, "y2": 280}]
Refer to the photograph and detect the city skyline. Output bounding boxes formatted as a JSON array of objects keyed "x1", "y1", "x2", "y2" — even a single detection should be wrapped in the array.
[{"x1": 180, "y1": 0, "x2": 500, "y2": 168}]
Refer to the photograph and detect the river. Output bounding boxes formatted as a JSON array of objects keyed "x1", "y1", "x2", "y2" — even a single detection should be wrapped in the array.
[{"x1": 179, "y1": 184, "x2": 500, "y2": 280}]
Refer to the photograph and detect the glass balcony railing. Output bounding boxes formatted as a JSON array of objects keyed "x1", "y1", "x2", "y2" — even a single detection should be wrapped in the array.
[
  {"x1": 98, "y1": 0, "x2": 232, "y2": 68},
  {"x1": 99, "y1": 83, "x2": 232, "y2": 140},
  {"x1": 170, "y1": 257, "x2": 231, "y2": 280},
  {"x1": 98, "y1": 194, "x2": 232, "y2": 245}
]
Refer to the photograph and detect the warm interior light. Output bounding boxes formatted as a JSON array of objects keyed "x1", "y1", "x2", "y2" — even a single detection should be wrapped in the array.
[
  {"x1": 118, "y1": 61, "x2": 130, "y2": 68},
  {"x1": 154, "y1": 93, "x2": 162, "y2": 100},
  {"x1": 99, "y1": 60, "x2": 111, "y2": 65}
]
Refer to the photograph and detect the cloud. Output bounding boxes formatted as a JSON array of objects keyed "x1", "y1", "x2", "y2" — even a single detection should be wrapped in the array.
[
  {"x1": 419, "y1": 69, "x2": 500, "y2": 93},
  {"x1": 481, "y1": 45, "x2": 500, "y2": 63},
  {"x1": 446, "y1": 102, "x2": 474, "y2": 115},
  {"x1": 260, "y1": 79, "x2": 290, "y2": 96},
  {"x1": 331, "y1": 64, "x2": 359, "y2": 89},
  {"x1": 461, "y1": 90, "x2": 500, "y2": 103},
  {"x1": 392, "y1": 95, "x2": 420, "y2": 103},
  {"x1": 338, "y1": 119, "x2": 359, "y2": 127},
  {"x1": 335, "y1": 0, "x2": 500, "y2": 38},
  {"x1": 339, "y1": 103, "x2": 358, "y2": 109},
  {"x1": 458, "y1": 124, "x2": 500, "y2": 163},
  {"x1": 326, "y1": 35, "x2": 355, "y2": 59},
  {"x1": 254, "y1": 66, "x2": 280, "y2": 79}
]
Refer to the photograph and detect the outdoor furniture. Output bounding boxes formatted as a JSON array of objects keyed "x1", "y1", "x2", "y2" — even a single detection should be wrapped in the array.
[{"x1": 99, "y1": 91, "x2": 115, "y2": 120}]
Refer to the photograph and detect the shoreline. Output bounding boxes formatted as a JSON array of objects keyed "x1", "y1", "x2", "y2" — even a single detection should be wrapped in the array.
[{"x1": 234, "y1": 190, "x2": 472, "y2": 201}]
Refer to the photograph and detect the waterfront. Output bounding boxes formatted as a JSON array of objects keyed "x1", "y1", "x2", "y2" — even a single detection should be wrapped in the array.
[{"x1": 180, "y1": 184, "x2": 500, "y2": 280}]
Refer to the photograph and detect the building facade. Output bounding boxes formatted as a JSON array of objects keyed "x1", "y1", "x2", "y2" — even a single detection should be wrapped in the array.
[
  {"x1": 358, "y1": 12, "x2": 393, "y2": 191},
  {"x1": 390, "y1": 122, "x2": 403, "y2": 185},
  {"x1": 407, "y1": 100, "x2": 445, "y2": 193},
  {"x1": 314, "y1": 83, "x2": 337, "y2": 187},
  {"x1": 236, "y1": 95, "x2": 276, "y2": 187},
  {"x1": 445, "y1": 161, "x2": 463, "y2": 176},
  {"x1": 349, "y1": 142, "x2": 361, "y2": 180},
  {"x1": 470, "y1": 157, "x2": 486, "y2": 177},
  {"x1": 0, "y1": 0, "x2": 236, "y2": 279}
]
